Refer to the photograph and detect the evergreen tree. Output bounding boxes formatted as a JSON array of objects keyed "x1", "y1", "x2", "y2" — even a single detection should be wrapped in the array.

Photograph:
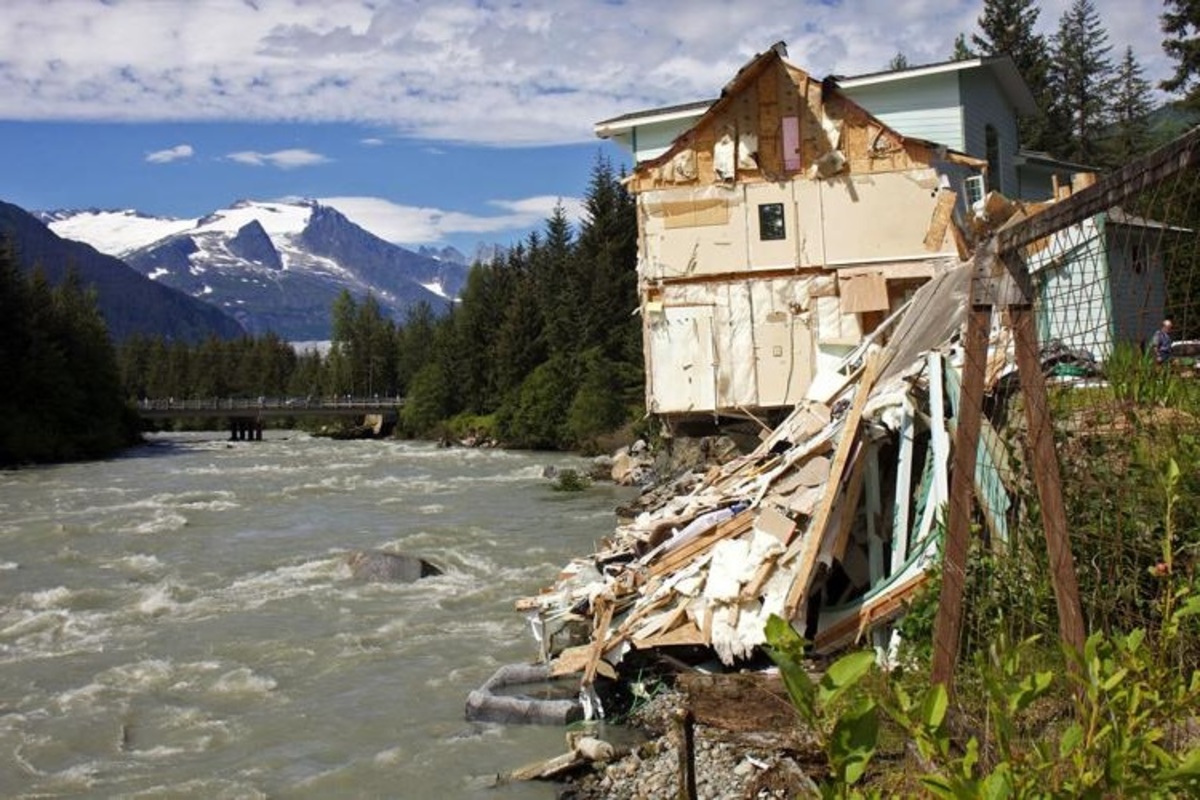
[
  {"x1": 1102, "y1": 47, "x2": 1154, "y2": 165},
  {"x1": 576, "y1": 157, "x2": 639, "y2": 365},
  {"x1": 887, "y1": 52, "x2": 910, "y2": 71},
  {"x1": 395, "y1": 300, "x2": 437, "y2": 397},
  {"x1": 971, "y1": 0, "x2": 1054, "y2": 151},
  {"x1": 453, "y1": 259, "x2": 515, "y2": 413},
  {"x1": 492, "y1": 245, "x2": 548, "y2": 401},
  {"x1": 951, "y1": 33, "x2": 975, "y2": 61},
  {"x1": 1161, "y1": 0, "x2": 1200, "y2": 108},
  {"x1": 0, "y1": 248, "x2": 137, "y2": 464},
  {"x1": 1048, "y1": 0, "x2": 1115, "y2": 165},
  {"x1": 532, "y1": 208, "x2": 578, "y2": 359}
]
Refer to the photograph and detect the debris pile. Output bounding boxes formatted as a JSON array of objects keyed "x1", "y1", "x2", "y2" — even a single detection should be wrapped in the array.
[{"x1": 516, "y1": 262, "x2": 1010, "y2": 714}]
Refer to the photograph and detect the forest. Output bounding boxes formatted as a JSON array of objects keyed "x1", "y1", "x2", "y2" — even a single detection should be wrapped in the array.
[
  {"x1": 116, "y1": 156, "x2": 642, "y2": 453},
  {"x1": 0, "y1": 246, "x2": 141, "y2": 465}
]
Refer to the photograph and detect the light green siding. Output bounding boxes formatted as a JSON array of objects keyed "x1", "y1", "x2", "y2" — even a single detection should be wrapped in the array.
[
  {"x1": 959, "y1": 71, "x2": 1021, "y2": 195},
  {"x1": 841, "y1": 73, "x2": 964, "y2": 151}
]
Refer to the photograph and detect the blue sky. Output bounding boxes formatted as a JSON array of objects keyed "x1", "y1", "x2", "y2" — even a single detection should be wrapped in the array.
[{"x1": 0, "y1": 0, "x2": 1176, "y2": 256}]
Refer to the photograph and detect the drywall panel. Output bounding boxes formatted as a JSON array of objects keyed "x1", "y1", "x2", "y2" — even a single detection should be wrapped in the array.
[
  {"x1": 756, "y1": 314, "x2": 814, "y2": 406},
  {"x1": 646, "y1": 306, "x2": 717, "y2": 414},
  {"x1": 717, "y1": 282, "x2": 759, "y2": 408},
  {"x1": 819, "y1": 170, "x2": 946, "y2": 264},
  {"x1": 641, "y1": 187, "x2": 747, "y2": 278},
  {"x1": 793, "y1": 180, "x2": 826, "y2": 267},
  {"x1": 745, "y1": 182, "x2": 799, "y2": 269}
]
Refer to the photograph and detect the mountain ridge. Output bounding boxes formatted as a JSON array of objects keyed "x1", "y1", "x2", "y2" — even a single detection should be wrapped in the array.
[
  {"x1": 1, "y1": 200, "x2": 246, "y2": 343},
  {"x1": 42, "y1": 199, "x2": 472, "y2": 341}
]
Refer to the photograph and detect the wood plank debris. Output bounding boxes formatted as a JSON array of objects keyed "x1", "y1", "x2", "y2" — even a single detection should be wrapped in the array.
[{"x1": 514, "y1": 248, "x2": 1041, "y2": 716}]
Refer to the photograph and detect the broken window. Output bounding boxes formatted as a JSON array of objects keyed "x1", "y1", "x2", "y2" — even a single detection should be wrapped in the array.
[{"x1": 758, "y1": 202, "x2": 786, "y2": 241}]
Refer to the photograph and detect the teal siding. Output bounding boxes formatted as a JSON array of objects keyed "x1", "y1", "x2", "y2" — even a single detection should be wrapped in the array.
[
  {"x1": 1031, "y1": 219, "x2": 1115, "y2": 359},
  {"x1": 959, "y1": 71, "x2": 1021, "y2": 196},
  {"x1": 842, "y1": 73, "x2": 964, "y2": 151},
  {"x1": 632, "y1": 119, "x2": 695, "y2": 162}
]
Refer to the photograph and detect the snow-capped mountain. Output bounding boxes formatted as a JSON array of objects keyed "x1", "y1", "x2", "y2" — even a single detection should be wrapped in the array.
[{"x1": 43, "y1": 200, "x2": 469, "y2": 341}]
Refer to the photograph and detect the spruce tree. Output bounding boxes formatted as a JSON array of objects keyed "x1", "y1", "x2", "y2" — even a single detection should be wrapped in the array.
[
  {"x1": 1048, "y1": 0, "x2": 1115, "y2": 165},
  {"x1": 1161, "y1": 0, "x2": 1200, "y2": 108},
  {"x1": 971, "y1": 0, "x2": 1054, "y2": 151},
  {"x1": 951, "y1": 33, "x2": 975, "y2": 61},
  {"x1": 1103, "y1": 47, "x2": 1154, "y2": 165}
]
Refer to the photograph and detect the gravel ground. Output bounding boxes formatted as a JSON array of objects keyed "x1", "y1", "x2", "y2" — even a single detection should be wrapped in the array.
[{"x1": 555, "y1": 688, "x2": 817, "y2": 800}]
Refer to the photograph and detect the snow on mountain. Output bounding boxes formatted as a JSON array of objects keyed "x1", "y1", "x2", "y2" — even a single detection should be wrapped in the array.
[
  {"x1": 44, "y1": 199, "x2": 468, "y2": 341},
  {"x1": 39, "y1": 208, "x2": 197, "y2": 256}
]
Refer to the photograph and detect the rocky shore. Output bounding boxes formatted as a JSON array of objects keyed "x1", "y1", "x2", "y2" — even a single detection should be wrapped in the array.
[{"x1": 552, "y1": 686, "x2": 814, "y2": 800}]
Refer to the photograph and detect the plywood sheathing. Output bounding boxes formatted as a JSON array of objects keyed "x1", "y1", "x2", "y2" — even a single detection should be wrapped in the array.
[{"x1": 629, "y1": 48, "x2": 964, "y2": 195}]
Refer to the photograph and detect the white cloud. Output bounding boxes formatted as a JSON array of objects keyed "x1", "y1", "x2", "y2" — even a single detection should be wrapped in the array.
[
  {"x1": 321, "y1": 194, "x2": 584, "y2": 246},
  {"x1": 359, "y1": 137, "x2": 385, "y2": 146},
  {"x1": 0, "y1": 1, "x2": 1179, "y2": 146},
  {"x1": 225, "y1": 148, "x2": 330, "y2": 169},
  {"x1": 146, "y1": 143, "x2": 194, "y2": 163}
]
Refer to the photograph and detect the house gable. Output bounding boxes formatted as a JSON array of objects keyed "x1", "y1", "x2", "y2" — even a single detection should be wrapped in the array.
[{"x1": 626, "y1": 47, "x2": 984, "y2": 423}]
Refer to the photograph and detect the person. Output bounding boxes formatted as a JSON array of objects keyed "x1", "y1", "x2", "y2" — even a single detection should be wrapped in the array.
[{"x1": 1151, "y1": 319, "x2": 1174, "y2": 365}]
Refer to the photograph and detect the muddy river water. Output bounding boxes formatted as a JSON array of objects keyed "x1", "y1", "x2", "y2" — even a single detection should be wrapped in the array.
[{"x1": 0, "y1": 432, "x2": 632, "y2": 798}]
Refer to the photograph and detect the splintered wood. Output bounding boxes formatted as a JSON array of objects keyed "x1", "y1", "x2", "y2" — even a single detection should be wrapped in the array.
[{"x1": 517, "y1": 259, "x2": 1017, "y2": 696}]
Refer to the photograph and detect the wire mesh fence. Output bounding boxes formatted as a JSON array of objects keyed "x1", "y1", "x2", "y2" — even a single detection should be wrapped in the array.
[{"x1": 942, "y1": 126, "x2": 1200, "y2": 681}]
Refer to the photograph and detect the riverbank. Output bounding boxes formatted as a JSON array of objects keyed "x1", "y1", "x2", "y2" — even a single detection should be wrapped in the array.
[{"x1": 552, "y1": 680, "x2": 814, "y2": 800}]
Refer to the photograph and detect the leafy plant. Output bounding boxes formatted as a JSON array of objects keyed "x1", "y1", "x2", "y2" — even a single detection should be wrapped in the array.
[
  {"x1": 764, "y1": 614, "x2": 880, "y2": 794},
  {"x1": 550, "y1": 468, "x2": 592, "y2": 492}
]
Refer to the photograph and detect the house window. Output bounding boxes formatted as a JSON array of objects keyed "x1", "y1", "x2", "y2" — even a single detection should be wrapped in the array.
[
  {"x1": 963, "y1": 175, "x2": 986, "y2": 208},
  {"x1": 758, "y1": 203, "x2": 786, "y2": 241},
  {"x1": 985, "y1": 124, "x2": 1000, "y2": 192},
  {"x1": 1131, "y1": 243, "x2": 1146, "y2": 274}
]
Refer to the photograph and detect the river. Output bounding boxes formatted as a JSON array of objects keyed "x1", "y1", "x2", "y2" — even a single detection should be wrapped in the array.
[{"x1": 0, "y1": 431, "x2": 635, "y2": 798}]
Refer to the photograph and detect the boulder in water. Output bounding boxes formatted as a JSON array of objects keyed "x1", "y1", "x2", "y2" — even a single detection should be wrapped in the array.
[{"x1": 346, "y1": 550, "x2": 442, "y2": 582}]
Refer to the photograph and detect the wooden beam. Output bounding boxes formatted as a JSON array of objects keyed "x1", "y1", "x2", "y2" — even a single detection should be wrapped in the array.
[
  {"x1": 930, "y1": 299, "x2": 992, "y2": 690},
  {"x1": 783, "y1": 350, "x2": 885, "y2": 618},
  {"x1": 1010, "y1": 300, "x2": 1086, "y2": 661},
  {"x1": 996, "y1": 125, "x2": 1200, "y2": 254}
]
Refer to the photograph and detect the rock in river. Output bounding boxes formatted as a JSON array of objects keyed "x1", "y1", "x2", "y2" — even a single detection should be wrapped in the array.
[{"x1": 346, "y1": 550, "x2": 442, "y2": 582}]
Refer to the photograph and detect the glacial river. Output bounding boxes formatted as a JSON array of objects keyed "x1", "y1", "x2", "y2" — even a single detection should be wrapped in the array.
[{"x1": 0, "y1": 432, "x2": 634, "y2": 798}]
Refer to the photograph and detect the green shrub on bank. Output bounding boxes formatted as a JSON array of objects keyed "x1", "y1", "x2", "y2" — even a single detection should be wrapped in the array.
[{"x1": 765, "y1": 616, "x2": 1200, "y2": 798}]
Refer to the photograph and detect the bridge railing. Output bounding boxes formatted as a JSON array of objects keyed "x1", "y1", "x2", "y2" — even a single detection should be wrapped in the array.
[{"x1": 136, "y1": 396, "x2": 403, "y2": 414}]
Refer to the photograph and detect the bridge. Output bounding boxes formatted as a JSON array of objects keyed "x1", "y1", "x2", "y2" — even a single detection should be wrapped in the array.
[{"x1": 136, "y1": 396, "x2": 404, "y2": 440}]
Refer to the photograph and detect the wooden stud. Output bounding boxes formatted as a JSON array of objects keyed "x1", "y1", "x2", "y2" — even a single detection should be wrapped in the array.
[{"x1": 783, "y1": 350, "x2": 885, "y2": 618}]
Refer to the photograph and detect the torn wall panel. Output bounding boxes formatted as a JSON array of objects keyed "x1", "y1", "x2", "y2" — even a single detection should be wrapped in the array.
[
  {"x1": 646, "y1": 306, "x2": 718, "y2": 414},
  {"x1": 820, "y1": 170, "x2": 958, "y2": 265}
]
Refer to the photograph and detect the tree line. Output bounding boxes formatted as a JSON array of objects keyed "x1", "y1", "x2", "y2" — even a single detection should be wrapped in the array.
[
  {"x1": 936, "y1": 0, "x2": 1199, "y2": 168},
  {"x1": 0, "y1": 242, "x2": 140, "y2": 465},
  {"x1": 118, "y1": 156, "x2": 642, "y2": 452}
]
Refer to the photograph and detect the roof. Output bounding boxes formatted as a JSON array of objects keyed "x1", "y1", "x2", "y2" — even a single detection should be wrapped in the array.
[
  {"x1": 594, "y1": 54, "x2": 1038, "y2": 139},
  {"x1": 1014, "y1": 149, "x2": 1100, "y2": 173},
  {"x1": 833, "y1": 56, "x2": 1037, "y2": 116},
  {"x1": 593, "y1": 99, "x2": 715, "y2": 139}
]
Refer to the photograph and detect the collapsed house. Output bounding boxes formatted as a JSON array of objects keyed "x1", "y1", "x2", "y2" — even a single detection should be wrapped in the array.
[
  {"x1": 601, "y1": 42, "x2": 986, "y2": 429},
  {"x1": 511, "y1": 259, "x2": 1020, "y2": 716},
  {"x1": 485, "y1": 47, "x2": 1182, "y2": 725}
]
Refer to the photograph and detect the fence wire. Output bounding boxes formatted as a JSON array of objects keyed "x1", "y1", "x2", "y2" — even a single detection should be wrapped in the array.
[{"x1": 949, "y1": 127, "x2": 1200, "y2": 672}]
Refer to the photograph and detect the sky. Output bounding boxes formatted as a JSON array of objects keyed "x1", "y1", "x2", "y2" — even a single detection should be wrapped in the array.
[{"x1": 0, "y1": 0, "x2": 1178, "y2": 256}]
